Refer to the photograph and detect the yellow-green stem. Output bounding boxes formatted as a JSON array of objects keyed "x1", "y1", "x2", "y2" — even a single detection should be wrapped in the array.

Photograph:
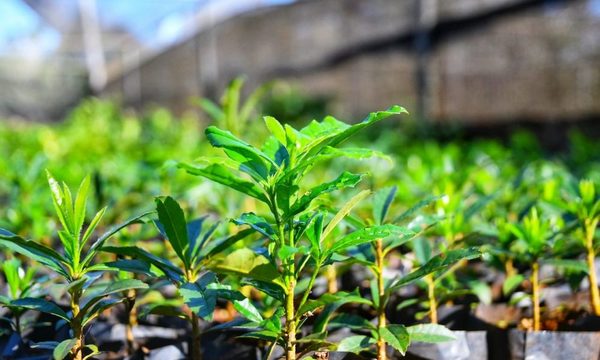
[
  {"x1": 375, "y1": 239, "x2": 387, "y2": 360},
  {"x1": 584, "y1": 220, "x2": 600, "y2": 315},
  {"x1": 70, "y1": 290, "x2": 84, "y2": 360},
  {"x1": 125, "y1": 289, "x2": 138, "y2": 354},
  {"x1": 285, "y1": 277, "x2": 296, "y2": 360},
  {"x1": 426, "y1": 274, "x2": 438, "y2": 324},
  {"x1": 531, "y1": 261, "x2": 541, "y2": 331},
  {"x1": 325, "y1": 265, "x2": 338, "y2": 293},
  {"x1": 505, "y1": 257, "x2": 516, "y2": 278}
]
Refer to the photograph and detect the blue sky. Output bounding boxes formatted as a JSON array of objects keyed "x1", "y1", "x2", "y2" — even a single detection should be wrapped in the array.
[{"x1": 0, "y1": 0, "x2": 293, "y2": 55}]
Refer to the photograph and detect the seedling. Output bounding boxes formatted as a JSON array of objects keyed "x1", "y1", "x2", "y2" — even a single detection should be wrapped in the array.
[
  {"x1": 509, "y1": 207, "x2": 555, "y2": 331},
  {"x1": 0, "y1": 173, "x2": 150, "y2": 360},
  {"x1": 556, "y1": 180, "x2": 600, "y2": 315},
  {"x1": 0, "y1": 259, "x2": 40, "y2": 339},
  {"x1": 181, "y1": 106, "x2": 407, "y2": 359},
  {"x1": 103, "y1": 196, "x2": 260, "y2": 360},
  {"x1": 335, "y1": 187, "x2": 480, "y2": 359}
]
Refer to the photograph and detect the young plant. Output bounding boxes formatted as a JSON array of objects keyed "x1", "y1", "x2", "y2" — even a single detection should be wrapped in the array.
[
  {"x1": 180, "y1": 106, "x2": 407, "y2": 359},
  {"x1": 335, "y1": 187, "x2": 480, "y2": 359},
  {"x1": 0, "y1": 173, "x2": 150, "y2": 360},
  {"x1": 558, "y1": 180, "x2": 600, "y2": 315},
  {"x1": 0, "y1": 259, "x2": 40, "y2": 339},
  {"x1": 509, "y1": 207, "x2": 553, "y2": 331},
  {"x1": 103, "y1": 196, "x2": 260, "y2": 360}
]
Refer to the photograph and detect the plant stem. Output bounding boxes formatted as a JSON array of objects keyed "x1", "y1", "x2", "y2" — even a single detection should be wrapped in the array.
[
  {"x1": 325, "y1": 265, "x2": 338, "y2": 293},
  {"x1": 70, "y1": 290, "x2": 84, "y2": 360},
  {"x1": 190, "y1": 311, "x2": 203, "y2": 360},
  {"x1": 125, "y1": 289, "x2": 138, "y2": 354},
  {"x1": 375, "y1": 239, "x2": 387, "y2": 360},
  {"x1": 505, "y1": 257, "x2": 516, "y2": 278},
  {"x1": 425, "y1": 274, "x2": 438, "y2": 324},
  {"x1": 531, "y1": 261, "x2": 541, "y2": 331},
  {"x1": 585, "y1": 220, "x2": 600, "y2": 316},
  {"x1": 285, "y1": 277, "x2": 297, "y2": 360}
]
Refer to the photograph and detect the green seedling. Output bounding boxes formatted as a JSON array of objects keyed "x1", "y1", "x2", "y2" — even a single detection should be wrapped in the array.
[
  {"x1": 0, "y1": 173, "x2": 150, "y2": 360},
  {"x1": 509, "y1": 207, "x2": 555, "y2": 331},
  {"x1": 0, "y1": 259, "x2": 41, "y2": 339},
  {"x1": 552, "y1": 179, "x2": 600, "y2": 315},
  {"x1": 334, "y1": 187, "x2": 480, "y2": 359},
  {"x1": 103, "y1": 196, "x2": 260, "y2": 360},
  {"x1": 181, "y1": 106, "x2": 407, "y2": 360}
]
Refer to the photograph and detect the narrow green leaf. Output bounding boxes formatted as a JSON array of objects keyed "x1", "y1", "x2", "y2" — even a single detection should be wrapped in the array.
[
  {"x1": 373, "y1": 186, "x2": 397, "y2": 225},
  {"x1": 155, "y1": 197, "x2": 190, "y2": 266},
  {"x1": 328, "y1": 224, "x2": 415, "y2": 255},
  {"x1": 81, "y1": 210, "x2": 153, "y2": 268},
  {"x1": 264, "y1": 116, "x2": 287, "y2": 145},
  {"x1": 233, "y1": 213, "x2": 275, "y2": 239},
  {"x1": 290, "y1": 172, "x2": 363, "y2": 216},
  {"x1": 390, "y1": 248, "x2": 481, "y2": 291},
  {"x1": 321, "y1": 189, "x2": 371, "y2": 242},
  {"x1": 101, "y1": 246, "x2": 183, "y2": 282},
  {"x1": 73, "y1": 175, "x2": 91, "y2": 238}
]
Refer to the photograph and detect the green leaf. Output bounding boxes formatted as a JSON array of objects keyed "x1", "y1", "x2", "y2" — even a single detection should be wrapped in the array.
[
  {"x1": 205, "y1": 126, "x2": 275, "y2": 180},
  {"x1": 241, "y1": 279, "x2": 285, "y2": 302},
  {"x1": 101, "y1": 245, "x2": 184, "y2": 282},
  {"x1": 201, "y1": 228, "x2": 254, "y2": 259},
  {"x1": 178, "y1": 162, "x2": 268, "y2": 203},
  {"x1": 328, "y1": 224, "x2": 415, "y2": 255},
  {"x1": 407, "y1": 324, "x2": 456, "y2": 343},
  {"x1": 503, "y1": 274, "x2": 524, "y2": 296},
  {"x1": 392, "y1": 196, "x2": 441, "y2": 223},
  {"x1": 155, "y1": 197, "x2": 190, "y2": 266},
  {"x1": 290, "y1": 172, "x2": 363, "y2": 217},
  {"x1": 53, "y1": 338, "x2": 77, "y2": 360},
  {"x1": 298, "y1": 290, "x2": 371, "y2": 320},
  {"x1": 0, "y1": 231, "x2": 69, "y2": 278},
  {"x1": 238, "y1": 330, "x2": 279, "y2": 342},
  {"x1": 542, "y1": 259, "x2": 589, "y2": 274},
  {"x1": 329, "y1": 314, "x2": 376, "y2": 331},
  {"x1": 321, "y1": 189, "x2": 371, "y2": 242},
  {"x1": 82, "y1": 279, "x2": 148, "y2": 314},
  {"x1": 233, "y1": 213, "x2": 275, "y2": 239},
  {"x1": 180, "y1": 282, "x2": 216, "y2": 320},
  {"x1": 390, "y1": 248, "x2": 481, "y2": 291},
  {"x1": 81, "y1": 210, "x2": 153, "y2": 268},
  {"x1": 81, "y1": 207, "x2": 106, "y2": 247},
  {"x1": 73, "y1": 175, "x2": 91, "y2": 238},
  {"x1": 209, "y1": 248, "x2": 285, "y2": 290},
  {"x1": 12, "y1": 298, "x2": 69, "y2": 322},
  {"x1": 337, "y1": 335, "x2": 375, "y2": 353},
  {"x1": 380, "y1": 324, "x2": 410, "y2": 355},
  {"x1": 373, "y1": 186, "x2": 397, "y2": 225},
  {"x1": 264, "y1": 116, "x2": 287, "y2": 145}
]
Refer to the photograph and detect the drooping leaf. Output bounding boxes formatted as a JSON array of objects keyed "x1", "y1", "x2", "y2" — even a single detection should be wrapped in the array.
[
  {"x1": 12, "y1": 298, "x2": 69, "y2": 322},
  {"x1": 380, "y1": 324, "x2": 410, "y2": 355},
  {"x1": 233, "y1": 213, "x2": 275, "y2": 239},
  {"x1": 208, "y1": 248, "x2": 285, "y2": 290},
  {"x1": 82, "y1": 279, "x2": 148, "y2": 314},
  {"x1": 407, "y1": 324, "x2": 456, "y2": 343},
  {"x1": 0, "y1": 231, "x2": 69, "y2": 278},
  {"x1": 205, "y1": 126, "x2": 275, "y2": 181},
  {"x1": 337, "y1": 335, "x2": 376, "y2": 353},
  {"x1": 178, "y1": 163, "x2": 268, "y2": 203},
  {"x1": 180, "y1": 282, "x2": 216, "y2": 320},
  {"x1": 101, "y1": 246, "x2": 184, "y2": 283}
]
